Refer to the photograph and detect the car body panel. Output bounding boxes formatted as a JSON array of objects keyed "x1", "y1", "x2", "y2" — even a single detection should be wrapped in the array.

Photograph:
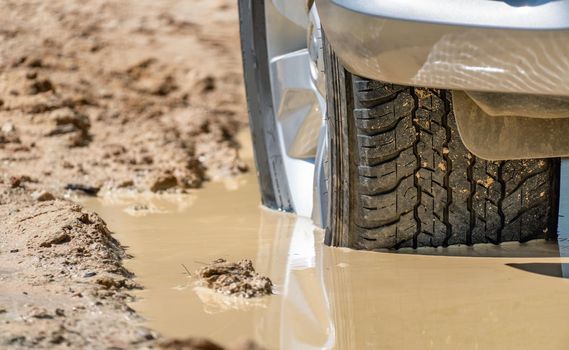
[
  {"x1": 317, "y1": 0, "x2": 569, "y2": 96},
  {"x1": 327, "y1": 0, "x2": 569, "y2": 30}
]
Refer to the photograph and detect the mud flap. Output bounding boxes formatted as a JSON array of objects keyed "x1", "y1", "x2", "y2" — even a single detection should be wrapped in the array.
[{"x1": 452, "y1": 91, "x2": 569, "y2": 161}]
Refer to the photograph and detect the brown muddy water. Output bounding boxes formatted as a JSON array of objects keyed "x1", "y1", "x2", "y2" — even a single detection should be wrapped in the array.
[{"x1": 83, "y1": 132, "x2": 569, "y2": 350}]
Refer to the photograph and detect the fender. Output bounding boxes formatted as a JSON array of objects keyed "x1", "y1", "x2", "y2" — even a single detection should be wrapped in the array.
[{"x1": 316, "y1": 0, "x2": 569, "y2": 96}]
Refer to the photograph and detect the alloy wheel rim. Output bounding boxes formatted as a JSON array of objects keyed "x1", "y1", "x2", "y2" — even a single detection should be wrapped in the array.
[{"x1": 264, "y1": 0, "x2": 328, "y2": 227}]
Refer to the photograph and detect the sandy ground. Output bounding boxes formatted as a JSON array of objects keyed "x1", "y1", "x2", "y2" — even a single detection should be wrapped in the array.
[{"x1": 0, "y1": 0, "x2": 257, "y2": 348}]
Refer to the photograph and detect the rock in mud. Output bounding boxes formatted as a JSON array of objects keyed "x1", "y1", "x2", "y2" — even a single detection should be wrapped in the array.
[
  {"x1": 64, "y1": 183, "x2": 100, "y2": 195},
  {"x1": 158, "y1": 338, "x2": 224, "y2": 350},
  {"x1": 230, "y1": 340, "x2": 267, "y2": 350},
  {"x1": 26, "y1": 57, "x2": 44, "y2": 68},
  {"x1": 153, "y1": 75, "x2": 178, "y2": 96},
  {"x1": 195, "y1": 259, "x2": 273, "y2": 298},
  {"x1": 194, "y1": 75, "x2": 216, "y2": 94},
  {"x1": 9, "y1": 175, "x2": 32, "y2": 188},
  {"x1": 39, "y1": 232, "x2": 71, "y2": 247},
  {"x1": 117, "y1": 179, "x2": 134, "y2": 188},
  {"x1": 44, "y1": 108, "x2": 92, "y2": 146},
  {"x1": 0, "y1": 123, "x2": 20, "y2": 144},
  {"x1": 47, "y1": 108, "x2": 90, "y2": 134},
  {"x1": 28, "y1": 307, "x2": 54, "y2": 319},
  {"x1": 32, "y1": 190, "x2": 55, "y2": 201},
  {"x1": 158, "y1": 338, "x2": 265, "y2": 350},
  {"x1": 26, "y1": 79, "x2": 54, "y2": 95},
  {"x1": 150, "y1": 173, "x2": 178, "y2": 192},
  {"x1": 26, "y1": 71, "x2": 38, "y2": 80},
  {"x1": 95, "y1": 275, "x2": 140, "y2": 290}
]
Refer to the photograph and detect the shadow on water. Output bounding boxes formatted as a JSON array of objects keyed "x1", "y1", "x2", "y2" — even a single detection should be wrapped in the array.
[
  {"x1": 390, "y1": 240, "x2": 563, "y2": 258},
  {"x1": 507, "y1": 262, "x2": 569, "y2": 279}
]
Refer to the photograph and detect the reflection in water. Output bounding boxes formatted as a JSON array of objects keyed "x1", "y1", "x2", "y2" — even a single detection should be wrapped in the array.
[
  {"x1": 255, "y1": 215, "x2": 336, "y2": 349},
  {"x1": 83, "y1": 175, "x2": 569, "y2": 350},
  {"x1": 82, "y1": 133, "x2": 569, "y2": 349}
]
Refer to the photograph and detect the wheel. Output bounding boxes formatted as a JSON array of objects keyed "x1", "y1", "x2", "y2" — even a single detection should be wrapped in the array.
[
  {"x1": 238, "y1": 0, "x2": 293, "y2": 213},
  {"x1": 239, "y1": 1, "x2": 561, "y2": 249},
  {"x1": 238, "y1": 0, "x2": 327, "y2": 220}
]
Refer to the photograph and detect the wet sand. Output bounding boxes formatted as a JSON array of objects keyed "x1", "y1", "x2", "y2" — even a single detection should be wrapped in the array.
[
  {"x1": 84, "y1": 132, "x2": 569, "y2": 350},
  {"x1": 0, "y1": 1, "x2": 252, "y2": 347}
]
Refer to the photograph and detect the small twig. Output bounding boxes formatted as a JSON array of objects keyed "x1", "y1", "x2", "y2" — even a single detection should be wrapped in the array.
[
  {"x1": 193, "y1": 260, "x2": 208, "y2": 265},
  {"x1": 181, "y1": 264, "x2": 192, "y2": 277}
]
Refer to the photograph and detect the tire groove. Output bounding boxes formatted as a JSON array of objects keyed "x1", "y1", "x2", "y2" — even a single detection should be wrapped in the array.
[
  {"x1": 355, "y1": 209, "x2": 415, "y2": 230},
  {"x1": 504, "y1": 166, "x2": 550, "y2": 197},
  {"x1": 360, "y1": 173, "x2": 414, "y2": 196},
  {"x1": 358, "y1": 89, "x2": 402, "y2": 108},
  {"x1": 410, "y1": 88, "x2": 422, "y2": 249},
  {"x1": 357, "y1": 116, "x2": 405, "y2": 136},
  {"x1": 442, "y1": 91, "x2": 452, "y2": 246},
  {"x1": 507, "y1": 201, "x2": 548, "y2": 225},
  {"x1": 364, "y1": 145, "x2": 414, "y2": 167},
  {"x1": 496, "y1": 162, "x2": 506, "y2": 243},
  {"x1": 467, "y1": 156, "x2": 475, "y2": 245}
]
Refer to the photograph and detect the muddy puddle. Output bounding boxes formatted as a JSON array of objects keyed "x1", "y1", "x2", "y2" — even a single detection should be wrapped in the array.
[{"x1": 82, "y1": 132, "x2": 569, "y2": 350}]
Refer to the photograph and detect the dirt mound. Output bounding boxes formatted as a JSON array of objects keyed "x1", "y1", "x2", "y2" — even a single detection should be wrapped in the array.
[
  {"x1": 0, "y1": 185, "x2": 154, "y2": 348},
  {"x1": 195, "y1": 259, "x2": 273, "y2": 298}
]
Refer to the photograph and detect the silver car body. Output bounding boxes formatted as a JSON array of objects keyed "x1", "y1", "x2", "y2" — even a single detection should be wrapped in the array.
[
  {"x1": 262, "y1": 0, "x2": 569, "y2": 229},
  {"x1": 317, "y1": 0, "x2": 569, "y2": 96}
]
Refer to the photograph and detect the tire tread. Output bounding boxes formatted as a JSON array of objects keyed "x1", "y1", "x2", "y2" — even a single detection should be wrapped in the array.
[{"x1": 346, "y1": 77, "x2": 558, "y2": 249}]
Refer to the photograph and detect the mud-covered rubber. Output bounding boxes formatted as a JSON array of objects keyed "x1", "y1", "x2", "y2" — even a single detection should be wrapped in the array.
[
  {"x1": 324, "y1": 44, "x2": 560, "y2": 250},
  {"x1": 238, "y1": 1, "x2": 293, "y2": 212}
]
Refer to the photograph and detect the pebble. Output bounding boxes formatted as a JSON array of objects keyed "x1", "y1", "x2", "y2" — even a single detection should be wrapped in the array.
[
  {"x1": 64, "y1": 183, "x2": 100, "y2": 196},
  {"x1": 150, "y1": 173, "x2": 177, "y2": 192},
  {"x1": 32, "y1": 190, "x2": 55, "y2": 202}
]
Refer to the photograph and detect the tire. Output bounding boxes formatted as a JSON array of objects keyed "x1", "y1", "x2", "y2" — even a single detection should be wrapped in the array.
[
  {"x1": 239, "y1": 2, "x2": 561, "y2": 250},
  {"x1": 324, "y1": 42, "x2": 561, "y2": 249},
  {"x1": 238, "y1": 0, "x2": 293, "y2": 212}
]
